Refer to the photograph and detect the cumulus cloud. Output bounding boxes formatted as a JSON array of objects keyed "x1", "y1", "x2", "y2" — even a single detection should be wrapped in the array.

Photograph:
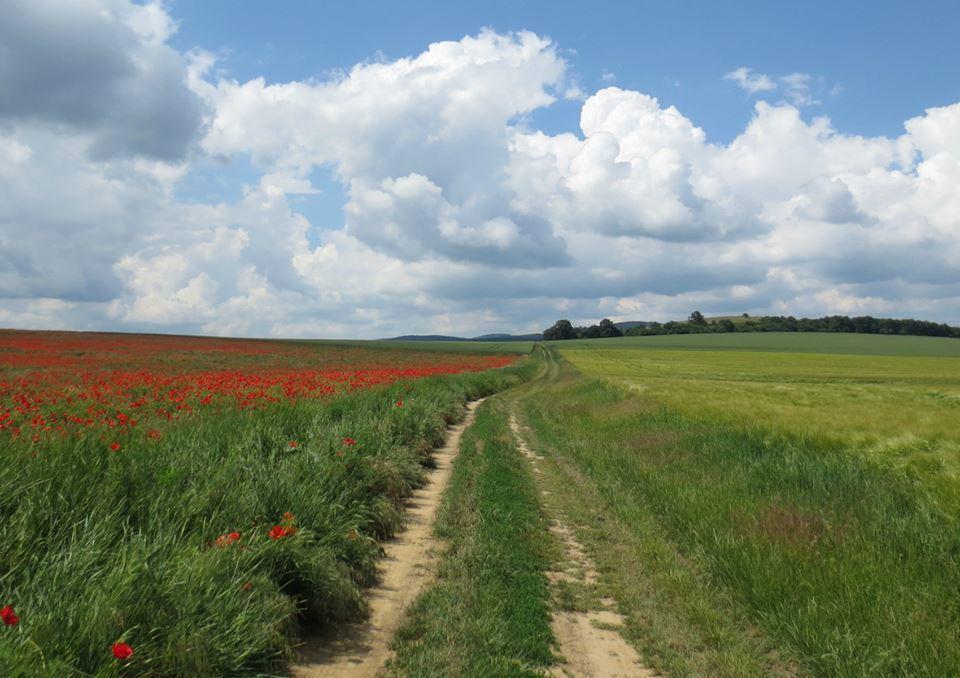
[
  {"x1": 0, "y1": 0, "x2": 204, "y2": 161},
  {"x1": 1, "y1": 2, "x2": 959, "y2": 337}
]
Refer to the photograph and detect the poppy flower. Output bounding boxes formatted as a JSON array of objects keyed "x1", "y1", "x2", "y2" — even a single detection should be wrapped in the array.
[
  {"x1": 395, "y1": 400, "x2": 403, "y2": 407},
  {"x1": 342, "y1": 437, "x2": 356, "y2": 446},
  {"x1": 281, "y1": 511, "x2": 295, "y2": 523},
  {"x1": 241, "y1": 581, "x2": 253, "y2": 592},
  {"x1": 215, "y1": 531, "x2": 241, "y2": 547},
  {"x1": 109, "y1": 442, "x2": 122, "y2": 452},
  {"x1": 1, "y1": 605, "x2": 19, "y2": 626},
  {"x1": 147, "y1": 429, "x2": 161, "y2": 440},
  {"x1": 288, "y1": 440, "x2": 298, "y2": 448},
  {"x1": 112, "y1": 642, "x2": 134, "y2": 660},
  {"x1": 268, "y1": 524, "x2": 297, "y2": 540}
]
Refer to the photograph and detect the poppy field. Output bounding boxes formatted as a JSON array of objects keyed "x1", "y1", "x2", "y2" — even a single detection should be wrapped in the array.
[{"x1": 0, "y1": 330, "x2": 531, "y2": 675}]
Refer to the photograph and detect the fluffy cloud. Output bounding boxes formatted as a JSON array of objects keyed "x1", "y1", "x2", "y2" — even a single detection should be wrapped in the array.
[
  {"x1": 1, "y1": 1, "x2": 959, "y2": 338},
  {"x1": 0, "y1": 0, "x2": 204, "y2": 161}
]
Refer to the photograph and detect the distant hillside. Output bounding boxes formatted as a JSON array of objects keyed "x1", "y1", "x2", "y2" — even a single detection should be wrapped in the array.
[
  {"x1": 385, "y1": 332, "x2": 543, "y2": 342},
  {"x1": 386, "y1": 334, "x2": 467, "y2": 342},
  {"x1": 614, "y1": 321, "x2": 653, "y2": 331}
]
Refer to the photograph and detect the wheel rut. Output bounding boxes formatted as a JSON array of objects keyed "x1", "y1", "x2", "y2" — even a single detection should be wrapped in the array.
[
  {"x1": 509, "y1": 413, "x2": 658, "y2": 678},
  {"x1": 291, "y1": 400, "x2": 483, "y2": 677}
]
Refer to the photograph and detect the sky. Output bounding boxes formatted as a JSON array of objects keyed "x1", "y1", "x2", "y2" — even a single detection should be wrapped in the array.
[{"x1": 1, "y1": 0, "x2": 959, "y2": 338}]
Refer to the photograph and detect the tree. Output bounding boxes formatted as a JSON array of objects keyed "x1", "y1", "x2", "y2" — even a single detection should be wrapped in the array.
[
  {"x1": 597, "y1": 318, "x2": 623, "y2": 338},
  {"x1": 543, "y1": 319, "x2": 577, "y2": 341},
  {"x1": 718, "y1": 319, "x2": 736, "y2": 333},
  {"x1": 689, "y1": 310, "x2": 706, "y2": 325}
]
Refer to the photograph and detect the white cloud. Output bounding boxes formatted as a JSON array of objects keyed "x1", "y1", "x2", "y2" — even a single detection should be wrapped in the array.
[
  {"x1": 725, "y1": 67, "x2": 776, "y2": 94},
  {"x1": 726, "y1": 67, "x2": 831, "y2": 108},
  {"x1": 1, "y1": 3, "x2": 959, "y2": 337}
]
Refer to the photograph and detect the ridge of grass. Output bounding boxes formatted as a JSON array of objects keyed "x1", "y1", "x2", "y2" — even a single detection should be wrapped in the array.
[{"x1": 388, "y1": 397, "x2": 556, "y2": 676}]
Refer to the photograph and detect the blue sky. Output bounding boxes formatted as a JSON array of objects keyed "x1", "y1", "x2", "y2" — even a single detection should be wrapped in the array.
[
  {"x1": 1, "y1": 0, "x2": 959, "y2": 337},
  {"x1": 169, "y1": 0, "x2": 960, "y2": 142}
]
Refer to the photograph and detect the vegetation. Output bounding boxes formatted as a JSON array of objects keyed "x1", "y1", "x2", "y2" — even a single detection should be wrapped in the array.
[
  {"x1": 561, "y1": 333, "x2": 960, "y2": 512},
  {"x1": 0, "y1": 331, "x2": 532, "y2": 675},
  {"x1": 543, "y1": 318, "x2": 622, "y2": 340},
  {"x1": 625, "y1": 312, "x2": 960, "y2": 339},
  {"x1": 389, "y1": 398, "x2": 555, "y2": 676},
  {"x1": 519, "y1": 343, "x2": 960, "y2": 675}
]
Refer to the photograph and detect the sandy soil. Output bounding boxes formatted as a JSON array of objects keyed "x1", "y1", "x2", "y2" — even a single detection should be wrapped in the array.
[
  {"x1": 510, "y1": 414, "x2": 658, "y2": 678},
  {"x1": 291, "y1": 400, "x2": 483, "y2": 678}
]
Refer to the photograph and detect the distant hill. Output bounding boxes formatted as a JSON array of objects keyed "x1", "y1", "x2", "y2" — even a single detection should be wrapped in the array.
[
  {"x1": 614, "y1": 321, "x2": 653, "y2": 331},
  {"x1": 384, "y1": 332, "x2": 542, "y2": 342},
  {"x1": 386, "y1": 334, "x2": 467, "y2": 342}
]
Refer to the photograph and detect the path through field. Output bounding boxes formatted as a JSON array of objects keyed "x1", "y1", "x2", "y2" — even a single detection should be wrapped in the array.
[
  {"x1": 292, "y1": 400, "x2": 483, "y2": 677},
  {"x1": 510, "y1": 414, "x2": 656, "y2": 678}
]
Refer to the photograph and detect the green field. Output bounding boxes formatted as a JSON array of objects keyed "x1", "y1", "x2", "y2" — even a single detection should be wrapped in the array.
[
  {"x1": 566, "y1": 330, "x2": 960, "y2": 356},
  {"x1": 561, "y1": 333, "x2": 960, "y2": 509},
  {"x1": 506, "y1": 338, "x2": 960, "y2": 674}
]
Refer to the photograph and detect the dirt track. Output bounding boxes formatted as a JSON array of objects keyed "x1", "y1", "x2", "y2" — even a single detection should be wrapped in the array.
[
  {"x1": 510, "y1": 413, "x2": 656, "y2": 678},
  {"x1": 291, "y1": 400, "x2": 482, "y2": 677}
]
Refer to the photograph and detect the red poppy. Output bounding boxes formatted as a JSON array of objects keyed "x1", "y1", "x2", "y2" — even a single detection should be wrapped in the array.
[
  {"x1": 1, "y1": 605, "x2": 19, "y2": 626},
  {"x1": 268, "y1": 524, "x2": 297, "y2": 540},
  {"x1": 281, "y1": 511, "x2": 295, "y2": 523},
  {"x1": 395, "y1": 400, "x2": 403, "y2": 407},
  {"x1": 288, "y1": 440, "x2": 298, "y2": 448},
  {"x1": 109, "y1": 442, "x2": 122, "y2": 452},
  {"x1": 112, "y1": 642, "x2": 134, "y2": 660},
  {"x1": 241, "y1": 581, "x2": 253, "y2": 592},
  {"x1": 215, "y1": 531, "x2": 241, "y2": 547},
  {"x1": 342, "y1": 437, "x2": 356, "y2": 446},
  {"x1": 147, "y1": 429, "x2": 161, "y2": 440}
]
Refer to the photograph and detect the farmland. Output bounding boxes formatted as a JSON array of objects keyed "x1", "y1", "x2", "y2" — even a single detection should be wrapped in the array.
[
  {"x1": 0, "y1": 330, "x2": 530, "y2": 675},
  {"x1": 508, "y1": 334, "x2": 960, "y2": 674},
  {"x1": 3, "y1": 328, "x2": 960, "y2": 676}
]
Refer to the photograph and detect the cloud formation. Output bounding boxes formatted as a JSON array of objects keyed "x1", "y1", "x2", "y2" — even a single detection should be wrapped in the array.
[{"x1": 1, "y1": 1, "x2": 959, "y2": 337}]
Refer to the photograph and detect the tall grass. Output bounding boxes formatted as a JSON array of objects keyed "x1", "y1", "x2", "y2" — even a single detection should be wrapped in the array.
[
  {"x1": 389, "y1": 397, "x2": 555, "y2": 676},
  {"x1": 0, "y1": 360, "x2": 534, "y2": 675},
  {"x1": 522, "y1": 357, "x2": 960, "y2": 675}
]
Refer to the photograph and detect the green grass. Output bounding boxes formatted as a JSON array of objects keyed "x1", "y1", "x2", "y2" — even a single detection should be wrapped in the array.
[
  {"x1": 518, "y1": 348, "x2": 960, "y2": 675},
  {"x1": 388, "y1": 397, "x2": 556, "y2": 676},
  {"x1": 563, "y1": 331, "x2": 960, "y2": 356},
  {"x1": 0, "y1": 359, "x2": 535, "y2": 675},
  {"x1": 560, "y1": 334, "x2": 960, "y2": 511}
]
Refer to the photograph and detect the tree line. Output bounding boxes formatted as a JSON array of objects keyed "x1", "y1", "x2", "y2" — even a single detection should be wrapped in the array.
[
  {"x1": 543, "y1": 312, "x2": 960, "y2": 341},
  {"x1": 542, "y1": 318, "x2": 623, "y2": 340}
]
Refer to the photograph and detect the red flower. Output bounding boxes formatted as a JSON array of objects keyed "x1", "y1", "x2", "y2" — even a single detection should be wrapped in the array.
[
  {"x1": 268, "y1": 524, "x2": 297, "y2": 540},
  {"x1": 342, "y1": 437, "x2": 356, "y2": 446},
  {"x1": 395, "y1": 400, "x2": 403, "y2": 407},
  {"x1": 1, "y1": 605, "x2": 19, "y2": 626},
  {"x1": 215, "y1": 531, "x2": 241, "y2": 547},
  {"x1": 288, "y1": 440, "x2": 298, "y2": 448},
  {"x1": 147, "y1": 429, "x2": 161, "y2": 440},
  {"x1": 282, "y1": 511, "x2": 295, "y2": 523},
  {"x1": 109, "y1": 442, "x2": 122, "y2": 452},
  {"x1": 241, "y1": 581, "x2": 253, "y2": 592},
  {"x1": 112, "y1": 641, "x2": 134, "y2": 660}
]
